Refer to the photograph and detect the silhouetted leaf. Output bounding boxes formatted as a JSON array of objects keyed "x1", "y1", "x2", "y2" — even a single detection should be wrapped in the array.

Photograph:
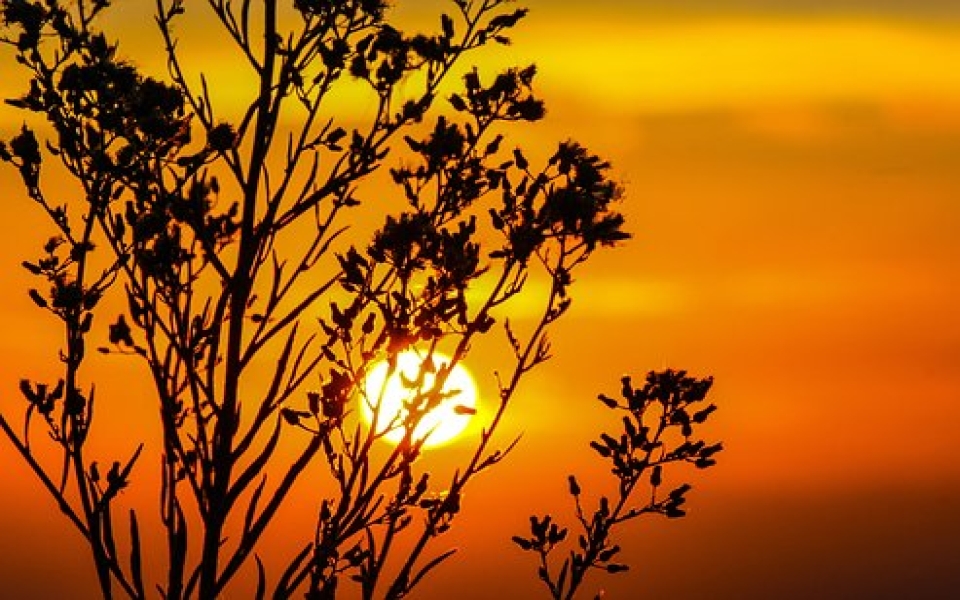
[
  {"x1": 650, "y1": 465, "x2": 662, "y2": 487},
  {"x1": 513, "y1": 148, "x2": 528, "y2": 170},
  {"x1": 606, "y1": 563, "x2": 629, "y2": 574},
  {"x1": 28, "y1": 289, "x2": 47, "y2": 308},
  {"x1": 281, "y1": 408, "x2": 301, "y2": 426},
  {"x1": 598, "y1": 393, "x2": 618, "y2": 409},
  {"x1": 108, "y1": 315, "x2": 133, "y2": 346}
]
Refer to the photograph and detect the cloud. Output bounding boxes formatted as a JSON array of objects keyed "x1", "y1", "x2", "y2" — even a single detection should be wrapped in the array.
[
  {"x1": 534, "y1": 0, "x2": 960, "y2": 18},
  {"x1": 464, "y1": 276, "x2": 689, "y2": 322},
  {"x1": 522, "y1": 18, "x2": 960, "y2": 115}
]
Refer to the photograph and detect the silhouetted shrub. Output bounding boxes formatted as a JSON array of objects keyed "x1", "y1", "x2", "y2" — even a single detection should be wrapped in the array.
[{"x1": 0, "y1": 2, "x2": 715, "y2": 599}]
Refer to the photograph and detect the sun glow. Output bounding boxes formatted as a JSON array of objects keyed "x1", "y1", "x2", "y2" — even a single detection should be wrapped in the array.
[{"x1": 360, "y1": 351, "x2": 478, "y2": 447}]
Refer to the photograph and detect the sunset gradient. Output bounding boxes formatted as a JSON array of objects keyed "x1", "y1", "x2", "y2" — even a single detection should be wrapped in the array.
[{"x1": 1, "y1": 1, "x2": 958, "y2": 598}]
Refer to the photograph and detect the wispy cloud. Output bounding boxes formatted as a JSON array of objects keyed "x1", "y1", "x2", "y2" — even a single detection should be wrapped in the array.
[
  {"x1": 522, "y1": 18, "x2": 960, "y2": 114},
  {"x1": 535, "y1": 0, "x2": 960, "y2": 18}
]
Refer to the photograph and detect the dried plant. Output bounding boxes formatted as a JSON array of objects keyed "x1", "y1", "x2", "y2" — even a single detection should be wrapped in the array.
[
  {"x1": 513, "y1": 370, "x2": 722, "y2": 600},
  {"x1": 0, "y1": 1, "x2": 636, "y2": 598}
]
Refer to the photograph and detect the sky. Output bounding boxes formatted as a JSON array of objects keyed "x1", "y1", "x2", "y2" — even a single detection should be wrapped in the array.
[{"x1": 1, "y1": 1, "x2": 959, "y2": 599}]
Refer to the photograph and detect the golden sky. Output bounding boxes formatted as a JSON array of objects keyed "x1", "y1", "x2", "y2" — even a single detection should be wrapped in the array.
[{"x1": 1, "y1": 2, "x2": 959, "y2": 598}]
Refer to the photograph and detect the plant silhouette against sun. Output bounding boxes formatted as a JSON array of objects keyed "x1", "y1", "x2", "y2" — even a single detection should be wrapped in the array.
[{"x1": 0, "y1": 0, "x2": 633, "y2": 598}]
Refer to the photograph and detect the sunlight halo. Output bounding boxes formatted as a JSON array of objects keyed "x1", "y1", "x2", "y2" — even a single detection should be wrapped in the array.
[{"x1": 360, "y1": 350, "x2": 478, "y2": 448}]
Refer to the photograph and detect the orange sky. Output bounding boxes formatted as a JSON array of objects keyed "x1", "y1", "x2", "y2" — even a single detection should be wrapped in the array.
[{"x1": 2, "y1": 2, "x2": 959, "y2": 599}]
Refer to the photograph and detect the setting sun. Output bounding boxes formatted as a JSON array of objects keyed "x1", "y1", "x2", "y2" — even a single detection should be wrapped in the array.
[
  {"x1": 2, "y1": 0, "x2": 960, "y2": 597},
  {"x1": 360, "y1": 351, "x2": 478, "y2": 448}
]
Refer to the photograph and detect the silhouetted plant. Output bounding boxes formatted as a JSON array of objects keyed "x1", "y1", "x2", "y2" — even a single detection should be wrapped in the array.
[
  {"x1": 512, "y1": 370, "x2": 722, "y2": 599},
  {"x1": 0, "y1": 1, "x2": 632, "y2": 598}
]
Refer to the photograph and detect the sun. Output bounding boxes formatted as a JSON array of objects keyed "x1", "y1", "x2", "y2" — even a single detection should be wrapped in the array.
[{"x1": 360, "y1": 350, "x2": 478, "y2": 447}]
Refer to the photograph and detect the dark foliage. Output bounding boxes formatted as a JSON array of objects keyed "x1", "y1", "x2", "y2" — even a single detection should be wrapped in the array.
[
  {"x1": 0, "y1": 1, "x2": 640, "y2": 599},
  {"x1": 513, "y1": 370, "x2": 722, "y2": 599}
]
